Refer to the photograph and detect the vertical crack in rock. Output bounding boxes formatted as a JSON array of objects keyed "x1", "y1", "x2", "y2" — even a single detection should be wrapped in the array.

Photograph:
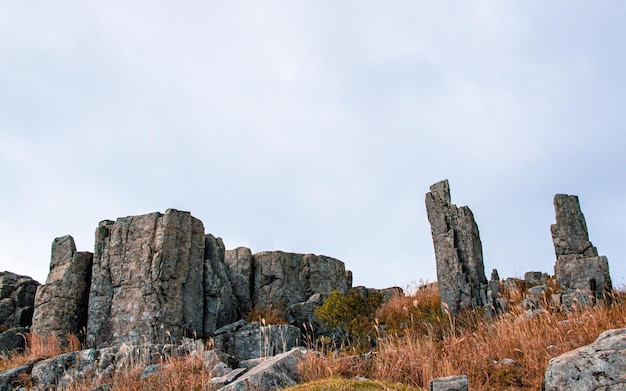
[{"x1": 425, "y1": 180, "x2": 488, "y2": 315}]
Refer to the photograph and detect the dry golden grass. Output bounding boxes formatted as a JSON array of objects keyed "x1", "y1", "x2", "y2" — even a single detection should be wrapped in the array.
[
  {"x1": 2, "y1": 288, "x2": 625, "y2": 390},
  {"x1": 0, "y1": 332, "x2": 81, "y2": 372},
  {"x1": 300, "y1": 288, "x2": 626, "y2": 391}
]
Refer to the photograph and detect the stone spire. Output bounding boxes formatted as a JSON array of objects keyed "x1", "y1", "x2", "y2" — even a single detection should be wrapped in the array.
[
  {"x1": 425, "y1": 180, "x2": 488, "y2": 315},
  {"x1": 551, "y1": 194, "x2": 611, "y2": 297}
]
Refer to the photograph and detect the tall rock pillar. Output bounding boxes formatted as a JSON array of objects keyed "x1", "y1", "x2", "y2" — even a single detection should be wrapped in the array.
[
  {"x1": 425, "y1": 180, "x2": 488, "y2": 315},
  {"x1": 551, "y1": 194, "x2": 612, "y2": 297},
  {"x1": 87, "y1": 209, "x2": 205, "y2": 347},
  {"x1": 32, "y1": 236, "x2": 93, "y2": 343}
]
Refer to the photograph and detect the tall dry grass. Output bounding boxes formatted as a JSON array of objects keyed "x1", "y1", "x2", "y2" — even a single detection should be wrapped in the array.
[
  {"x1": 0, "y1": 332, "x2": 81, "y2": 372},
  {"x1": 300, "y1": 287, "x2": 626, "y2": 390}
]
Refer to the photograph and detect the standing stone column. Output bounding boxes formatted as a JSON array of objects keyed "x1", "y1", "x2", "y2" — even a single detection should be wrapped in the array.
[
  {"x1": 87, "y1": 209, "x2": 205, "y2": 347},
  {"x1": 32, "y1": 236, "x2": 93, "y2": 343},
  {"x1": 551, "y1": 194, "x2": 612, "y2": 297},
  {"x1": 425, "y1": 180, "x2": 488, "y2": 315}
]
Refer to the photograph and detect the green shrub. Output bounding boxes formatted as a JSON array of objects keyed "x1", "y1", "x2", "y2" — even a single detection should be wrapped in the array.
[{"x1": 315, "y1": 289, "x2": 383, "y2": 349}]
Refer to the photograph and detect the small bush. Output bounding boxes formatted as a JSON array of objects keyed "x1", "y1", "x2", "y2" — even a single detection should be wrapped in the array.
[{"x1": 315, "y1": 289, "x2": 383, "y2": 350}]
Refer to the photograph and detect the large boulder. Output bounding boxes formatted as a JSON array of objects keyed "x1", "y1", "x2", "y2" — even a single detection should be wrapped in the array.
[
  {"x1": 0, "y1": 271, "x2": 40, "y2": 329},
  {"x1": 551, "y1": 194, "x2": 612, "y2": 298},
  {"x1": 87, "y1": 209, "x2": 205, "y2": 347},
  {"x1": 425, "y1": 180, "x2": 488, "y2": 315},
  {"x1": 544, "y1": 328, "x2": 626, "y2": 390},
  {"x1": 31, "y1": 236, "x2": 93, "y2": 342}
]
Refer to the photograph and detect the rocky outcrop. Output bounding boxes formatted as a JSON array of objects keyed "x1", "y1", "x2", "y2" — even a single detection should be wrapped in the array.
[
  {"x1": 31, "y1": 236, "x2": 92, "y2": 342},
  {"x1": 13, "y1": 206, "x2": 350, "y2": 357},
  {"x1": 551, "y1": 194, "x2": 612, "y2": 302},
  {"x1": 0, "y1": 271, "x2": 39, "y2": 330},
  {"x1": 425, "y1": 180, "x2": 488, "y2": 315},
  {"x1": 544, "y1": 328, "x2": 626, "y2": 390},
  {"x1": 213, "y1": 320, "x2": 301, "y2": 361},
  {"x1": 87, "y1": 210, "x2": 205, "y2": 347}
]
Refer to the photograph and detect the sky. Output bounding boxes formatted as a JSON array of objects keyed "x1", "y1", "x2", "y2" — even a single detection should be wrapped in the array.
[{"x1": 1, "y1": 2, "x2": 625, "y2": 289}]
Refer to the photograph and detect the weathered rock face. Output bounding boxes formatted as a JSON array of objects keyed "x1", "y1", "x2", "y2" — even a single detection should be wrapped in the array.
[
  {"x1": 225, "y1": 247, "x2": 254, "y2": 317},
  {"x1": 253, "y1": 251, "x2": 350, "y2": 309},
  {"x1": 425, "y1": 180, "x2": 488, "y2": 315},
  {"x1": 551, "y1": 194, "x2": 612, "y2": 298},
  {"x1": 32, "y1": 236, "x2": 93, "y2": 341},
  {"x1": 0, "y1": 271, "x2": 40, "y2": 329},
  {"x1": 544, "y1": 328, "x2": 626, "y2": 390},
  {"x1": 204, "y1": 234, "x2": 238, "y2": 336},
  {"x1": 213, "y1": 320, "x2": 302, "y2": 361},
  {"x1": 87, "y1": 209, "x2": 205, "y2": 347}
]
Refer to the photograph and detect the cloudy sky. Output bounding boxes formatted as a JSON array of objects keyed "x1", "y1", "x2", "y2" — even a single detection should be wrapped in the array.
[{"x1": 1, "y1": 2, "x2": 625, "y2": 289}]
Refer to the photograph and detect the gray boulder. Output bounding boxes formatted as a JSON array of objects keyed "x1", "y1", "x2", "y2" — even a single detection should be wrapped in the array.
[
  {"x1": 429, "y1": 374, "x2": 468, "y2": 391},
  {"x1": 425, "y1": 180, "x2": 488, "y2": 315},
  {"x1": 31, "y1": 236, "x2": 93, "y2": 343},
  {"x1": 0, "y1": 271, "x2": 40, "y2": 329},
  {"x1": 213, "y1": 321, "x2": 302, "y2": 361},
  {"x1": 218, "y1": 347, "x2": 305, "y2": 391},
  {"x1": 544, "y1": 328, "x2": 626, "y2": 390},
  {"x1": 87, "y1": 209, "x2": 205, "y2": 347}
]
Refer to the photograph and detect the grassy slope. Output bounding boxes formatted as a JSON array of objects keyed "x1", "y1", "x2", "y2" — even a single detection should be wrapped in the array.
[{"x1": 1, "y1": 284, "x2": 625, "y2": 390}]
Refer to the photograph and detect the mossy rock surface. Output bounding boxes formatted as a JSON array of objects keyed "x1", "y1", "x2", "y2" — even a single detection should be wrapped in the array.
[{"x1": 282, "y1": 377, "x2": 422, "y2": 391}]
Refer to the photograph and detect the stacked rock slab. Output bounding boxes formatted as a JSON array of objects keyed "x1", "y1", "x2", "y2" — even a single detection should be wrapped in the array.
[
  {"x1": 0, "y1": 271, "x2": 40, "y2": 329},
  {"x1": 425, "y1": 180, "x2": 488, "y2": 315},
  {"x1": 87, "y1": 209, "x2": 205, "y2": 347},
  {"x1": 551, "y1": 194, "x2": 612, "y2": 298},
  {"x1": 32, "y1": 236, "x2": 93, "y2": 342}
]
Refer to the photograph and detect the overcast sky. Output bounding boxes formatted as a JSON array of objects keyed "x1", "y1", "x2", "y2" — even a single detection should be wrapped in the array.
[{"x1": 1, "y1": 2, "x2": 625, "y2": 289}]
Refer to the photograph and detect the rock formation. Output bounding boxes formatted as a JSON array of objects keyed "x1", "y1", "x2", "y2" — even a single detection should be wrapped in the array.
[
  {"x1": 87, "y1": 210, "x2": 205, "y2": 347},
  {"x1": 75, "y1": 208, "x2": 350, "y2": 347},
  {"x1": 544, "y1": 328, "x2": 626, "y2": 390},
  {"x1": 32, "y1": 236, "x2": 92, "y2": 342},
  {"x1": 253, "y1": 251, "x2": 350, "y2": 310},
  {"x1": 551, "y1": 194, "x2": 612, "y2": 299},
  {"x1": 0, "y1": 271, "x2": 39, "y2": 330},
  {"x1": 425, "y1": 180, "x2": 488, "y2": 315}
]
